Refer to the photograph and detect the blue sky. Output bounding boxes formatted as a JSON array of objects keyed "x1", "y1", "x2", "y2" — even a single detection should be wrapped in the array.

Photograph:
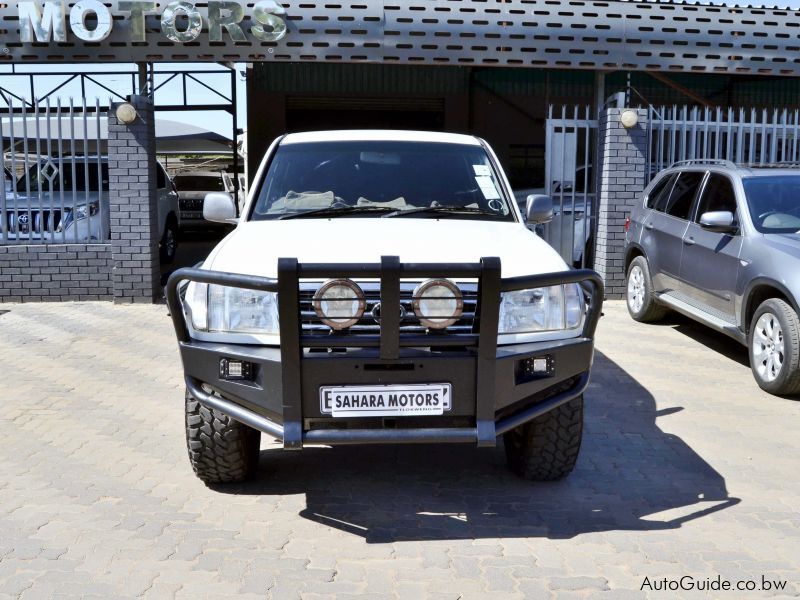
[{"x1": 0, "y1": 62, "x2": 247, "y2": 140}]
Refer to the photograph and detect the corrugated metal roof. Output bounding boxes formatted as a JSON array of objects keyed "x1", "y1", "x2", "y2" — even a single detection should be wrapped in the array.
[
  {"x1": 618, "y1": 0, "x2": 800, "y2": 10},
  {"x1": 4, "y1": 0, "x2": 800, "y2": 75}
]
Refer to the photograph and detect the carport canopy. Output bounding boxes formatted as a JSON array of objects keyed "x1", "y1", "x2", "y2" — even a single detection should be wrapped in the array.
[{"x1": 0, "y1": 116, "x2": 232, "y2": 154}]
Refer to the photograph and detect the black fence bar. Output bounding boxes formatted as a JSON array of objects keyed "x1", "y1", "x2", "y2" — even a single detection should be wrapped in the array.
[
  {"x1": 166, "y1": 266, "x2": 604, "y2": 345},
  {"x1": 304, "y1": 427, "x2": 478, "y2": 445},
  {"x1": 186, "y1": 375, "x2": 286, "y2": 440},
  {"x1": 475, "y1": 256, "x2": 501, "y2": 446},
  {"x1": 500, "y1": 269, "x2": 602, "y2": 292},
  {"x1": 297, "y1": 262, "x2": 484, "y2": 279},
  {"x1": 300, "y1": 333, "x2": 480, "y2": 349},
  {"x1": 501, "y1": 269, "x2": 604, "y2": 338},
  {"x1": 164, "y1": 267, "x2": 280, "y2": 343},
  {"x1": 165, "y1": 261, "x2": 604, "y2": 449},
  {"x1": 277, "y1": 257, "x2": 303, "y2": 449},
  {"x1": 495, "y1": 372, "x2": 591, "y2": 436},
  {"x1": 379, "y1": 255, "x2": 401, "y2": 360}
]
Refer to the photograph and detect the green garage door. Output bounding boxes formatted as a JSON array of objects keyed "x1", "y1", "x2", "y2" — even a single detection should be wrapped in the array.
[{"x1": 286, "y1": 96, "x2": 445, "y2": 132}]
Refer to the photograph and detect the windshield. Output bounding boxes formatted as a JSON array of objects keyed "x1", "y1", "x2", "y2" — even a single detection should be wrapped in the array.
[
  {"x1": 174, "y1": 174, "x2": 226, "y2": 192},
  {"x1": 15, "y1": 160, "x2": 108, "y2": 193},
  {"x1": 742, "y1": 176, "x2": 800, "y2": 233},
  {"x1": 251, "y1": 140, "x2": 514, "y2": 221}
]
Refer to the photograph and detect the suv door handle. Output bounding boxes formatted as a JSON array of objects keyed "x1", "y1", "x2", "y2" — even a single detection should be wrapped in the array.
[
  {"x1": 684, "y1": 237, "x2": 696, "y2": 246},
  {"x1": 645, "y1": 222, "x2": 654, "y2": 230}
]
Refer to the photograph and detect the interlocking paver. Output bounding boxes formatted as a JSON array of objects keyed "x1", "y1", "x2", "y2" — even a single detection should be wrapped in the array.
[{"x1": 0, "y1": 300, "x2": 799, "y2": 598}]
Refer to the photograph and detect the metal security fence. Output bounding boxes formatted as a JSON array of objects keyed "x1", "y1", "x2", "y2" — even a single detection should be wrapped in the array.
[
  {"x1": 541, "y1": 105, "x2": 597, "y2": 269},
  {"x1": 648, "y1": 106, "x2": 800, "y2": 180},
  {"x1": 1, "y1": 98, "x2": 109, "y2": 245}
]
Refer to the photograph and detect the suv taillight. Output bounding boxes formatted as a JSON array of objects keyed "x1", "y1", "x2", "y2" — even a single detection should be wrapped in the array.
[{"x1": 624, "y1": 216, "x2": 630, "y2": 232}]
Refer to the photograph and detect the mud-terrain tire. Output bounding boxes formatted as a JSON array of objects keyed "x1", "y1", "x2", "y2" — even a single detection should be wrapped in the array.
[
  {"x1": 626, "y1": 256, "x2": 668, "y2": 323},
  {"x1": 185, "y1": 388, "x2": 261, "y2": 484},
  {"x1": 748, "y1": 298, "x2": 800, "y2": 396},
  {"x1": 503, "y1": 395, "x2": 583, "y2": 481}
]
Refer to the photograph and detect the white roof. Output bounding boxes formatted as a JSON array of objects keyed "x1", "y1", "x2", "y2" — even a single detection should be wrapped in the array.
[
  {"x1": 0, "y1": 116, "x2": 231, "y2": 154},
  {"x1": 281, "y1": 130, "x2": 481, "y2": 146}
]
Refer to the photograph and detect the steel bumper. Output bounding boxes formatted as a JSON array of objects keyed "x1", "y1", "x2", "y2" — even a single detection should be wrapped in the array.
[{"x1": 166, "y1": 257, "x2": 603, "y2": 449}]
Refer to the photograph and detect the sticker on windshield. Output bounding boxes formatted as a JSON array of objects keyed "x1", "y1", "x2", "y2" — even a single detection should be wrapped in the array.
[
  {"x1": 473, "y1": 164, "x2": 491, "y2": 177},
  {"x1": 476, "y1": 176, "x2": 500, "y2": 200}
]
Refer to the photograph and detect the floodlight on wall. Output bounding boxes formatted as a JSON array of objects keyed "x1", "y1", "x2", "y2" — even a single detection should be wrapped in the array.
[
  {"x1": 115, "y1": 102, "x2": 138, "y2": 125},
  {"x1": 620, "y1": 109, "x2": 639, "y2": 129}
]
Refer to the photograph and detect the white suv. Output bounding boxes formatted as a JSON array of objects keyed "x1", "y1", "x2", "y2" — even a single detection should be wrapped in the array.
[
  {"x1": 166, "y1": 130, "x2": 603, "y2": 484},
  {"x1": 4, "y1": 157, "x2": 180, "y2": 262}
]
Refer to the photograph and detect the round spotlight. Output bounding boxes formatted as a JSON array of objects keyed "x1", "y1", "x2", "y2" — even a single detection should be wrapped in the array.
[
  {"x1": 115, "y1": 102, "x2": 138, "y2": 125},
  {"x1": 412, "y1": 279, "x2": 464, "y2": 329},
  {"x1": 620, "y1": 109, "x2": 639, "y2": 129},
  {"x1": 313, "y1": 279, "x2": 366, "y2": 330}
]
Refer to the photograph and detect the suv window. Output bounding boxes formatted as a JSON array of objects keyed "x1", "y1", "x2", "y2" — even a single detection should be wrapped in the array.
[
  {"x1": 695, "y1": 173, "x2": 737, "y2": 221},
  {"x1": 16, "y1": 160, "x2": 109, "y2": 192},
  {"x1": 664, "y1": 171, "x2": 704, "y2": 220},
  {"x1": 742, "y1": 175, "x2": 800, "y2": 233},
  {"x1": 174, "y1": 174, "x2": 226, "y2": 192},
  {"x1": 646, "y1": 173, "x2": 677, "y2": 211}
]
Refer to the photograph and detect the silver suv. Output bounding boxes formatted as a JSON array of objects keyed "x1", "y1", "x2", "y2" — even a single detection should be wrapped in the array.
[{"x1": 625, "y1": 159, "x2": 800, "y2": 396}]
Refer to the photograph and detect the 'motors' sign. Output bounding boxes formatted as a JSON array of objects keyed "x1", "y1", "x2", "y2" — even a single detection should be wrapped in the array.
[{"x1": 17, "y1": 1, "x2": 288, "y2": 44}]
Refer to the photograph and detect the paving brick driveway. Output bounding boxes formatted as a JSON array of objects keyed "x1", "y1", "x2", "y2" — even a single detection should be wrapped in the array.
[{"x1": 0, "y1": 300, "x2": 798, "y2": 599}]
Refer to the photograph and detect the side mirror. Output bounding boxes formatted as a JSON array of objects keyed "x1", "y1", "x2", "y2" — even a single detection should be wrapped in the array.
[
  {"x1": 526, "y1": 194, "x2": 554, "y2": 224},
  {"x1": 203, "y1": 192, "x2": 238, "y2": 224},
  {"x1": 699, "y1": 210, "x2": 737, "y2": 234}
]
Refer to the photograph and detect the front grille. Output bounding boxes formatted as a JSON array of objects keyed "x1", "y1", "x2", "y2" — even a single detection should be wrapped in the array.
[
  {"x1": 2, "y1": 209, "x2": 63, "y2": 234},
  {"x1": 299, "y1": 281, "x2": 478, "y2": 336},
  {"x1": 180, "y1": 198, "x2": 204, "y2": 211}
]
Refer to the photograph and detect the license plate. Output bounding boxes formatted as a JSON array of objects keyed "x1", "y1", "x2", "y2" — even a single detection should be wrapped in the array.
[{"x1": 320, "y1": 383, "x2": 452, "y2": 417}]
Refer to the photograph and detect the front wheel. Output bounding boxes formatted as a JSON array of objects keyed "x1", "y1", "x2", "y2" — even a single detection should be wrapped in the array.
[
  {"x1": 626, "y1": 256, "x2": 667, "y2": 323},
  {"x1": 185, "y1": 389, "x2": 261, "y2": 484},
  {"x1": 503, "y1": 395, "x2": 583, "y2": 481},
  {"x1": 160, "y1": 219, "x2": 179, "y2": 264},
  {"x1": 748, "y1": 299, "x2": 800, "y2": 396}
]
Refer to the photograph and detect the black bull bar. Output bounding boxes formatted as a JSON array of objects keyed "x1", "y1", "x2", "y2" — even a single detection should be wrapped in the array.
[{"x1": 166, "y1": 257, "x2": 604, "y2": 448}]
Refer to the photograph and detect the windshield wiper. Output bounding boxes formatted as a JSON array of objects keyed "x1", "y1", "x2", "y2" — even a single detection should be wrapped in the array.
[
  {"x1": 278, "y1": 205, "x2": 396, "y2": 220},
  {"x1": 382, "y1": 205, "x2": 503, "y2": 218}
]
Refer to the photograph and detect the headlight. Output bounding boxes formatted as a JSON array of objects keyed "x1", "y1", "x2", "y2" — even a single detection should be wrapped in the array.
[
  {"x1": 185, "y1": 282, "x2": 279, "y2": 334},
  {"x1": 58, "y1": 202, "x2": 99, "y2": 231},
  {"x1": 74, "y1": 202, "x2": 99, "y2": 220},
  {"x1": 313, "y1": 279, "x2": 366, "y2": 330},
  {"x1": 413, "y1": 279, "x2": 463, "y2": 329},
  {"x1": 499, "y1": 283, "x2": 584, "y2": 334}
]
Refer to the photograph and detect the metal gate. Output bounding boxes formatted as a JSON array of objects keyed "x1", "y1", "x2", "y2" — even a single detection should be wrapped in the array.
[
  {"x1": 541, "y1": 105, "x2": 598, "y2": 268},
  {"x1": 648, "y1": 106, "x2": 800, "y2": 180},
  {"x1": 1, "y1": 98, "x2": 110, "y2": 245},
  {"x1": 542, "y1": 104, "x2": 800, "y2": 269}
]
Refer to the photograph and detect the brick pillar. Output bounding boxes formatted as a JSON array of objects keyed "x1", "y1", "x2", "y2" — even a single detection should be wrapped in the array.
[
  {"x1": 108, "y1": 96, "x2": 160, "y2": 303},
  {"x1": 594, "y1": 107, "x2": 648, "y2": 299}
]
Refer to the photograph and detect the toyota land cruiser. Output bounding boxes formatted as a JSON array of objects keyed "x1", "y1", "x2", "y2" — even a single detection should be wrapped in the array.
[{"x1": 166, "y1": 130, "x2": 603, "y2": 484}]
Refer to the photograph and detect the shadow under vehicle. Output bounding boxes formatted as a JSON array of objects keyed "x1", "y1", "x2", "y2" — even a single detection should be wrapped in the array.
[{"x1": 212, "y1": 350, "x2": 739, "y2": 543}]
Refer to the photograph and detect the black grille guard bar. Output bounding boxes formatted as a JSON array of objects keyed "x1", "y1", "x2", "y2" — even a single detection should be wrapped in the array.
[{"x1": 166, "y1": 257, "x2": 604, "y2": 448}]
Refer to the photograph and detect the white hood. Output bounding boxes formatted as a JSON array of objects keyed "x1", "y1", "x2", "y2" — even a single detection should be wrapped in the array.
[{"x1": 205, "y1": 218, "x2": 567, "y2": 279}]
